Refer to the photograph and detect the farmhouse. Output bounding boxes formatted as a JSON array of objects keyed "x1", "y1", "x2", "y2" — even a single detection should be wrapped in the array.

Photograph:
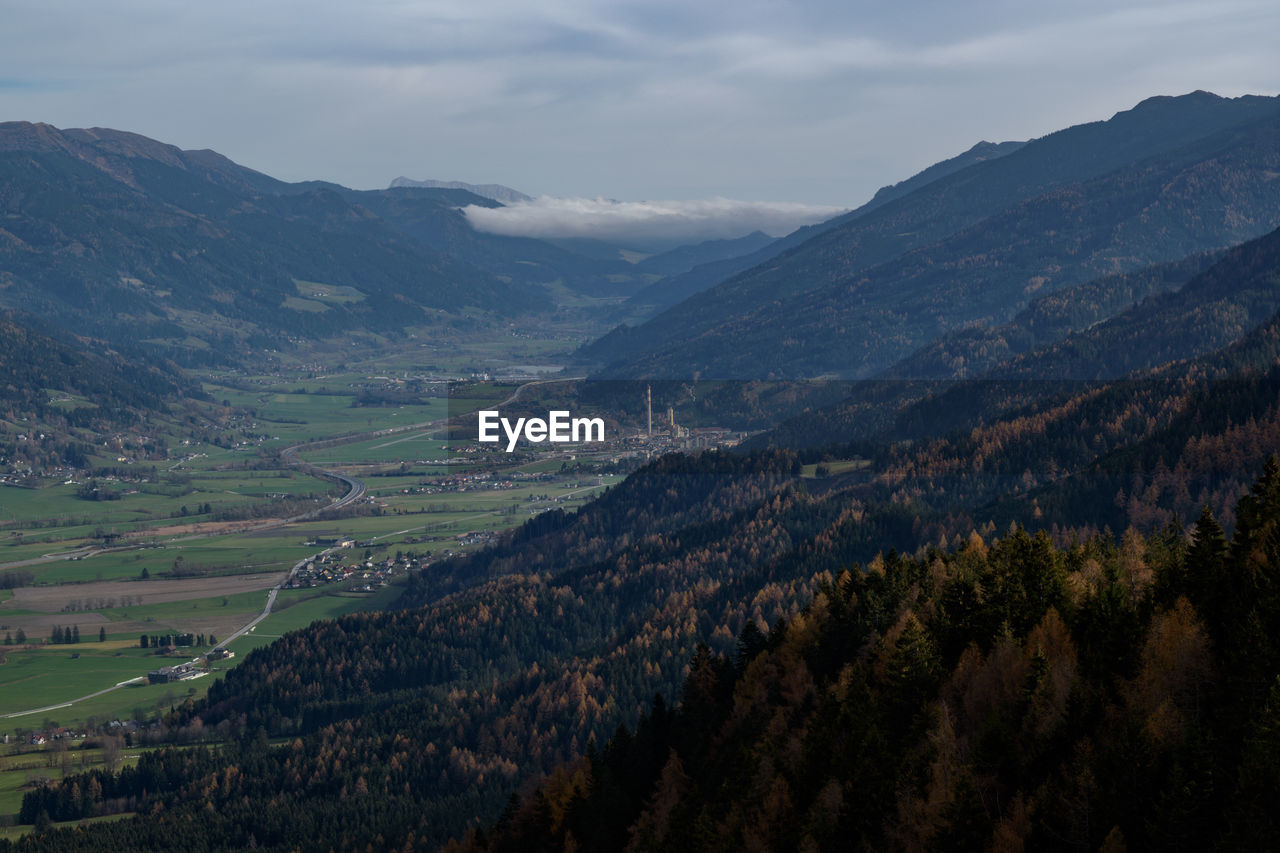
[{"x1": 147, "y1": 662, "x2": 199, "y2": 684}]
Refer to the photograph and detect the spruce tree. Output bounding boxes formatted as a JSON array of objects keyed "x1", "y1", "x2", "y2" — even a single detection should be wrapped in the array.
[{"x1": 1187, "y1": 504, "x2": 1230, "y2": 636}]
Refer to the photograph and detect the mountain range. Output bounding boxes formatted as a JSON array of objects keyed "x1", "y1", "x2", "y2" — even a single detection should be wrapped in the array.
[
  {"x1": 20, "y1": 240, "x2": 1280, "y2": 848},
  {"x1": 583, "y1": 91, "x2": 1280, "y2": 379},
  {"x1": 0, "y1": 124, "x2": 539, "y2": 360},
  {"x1": 0, "y1": 124, "x2": 782, "y2": 367},
  {"x1": 9, "y1": 91, "x2": 1280, "y2": 852},
  {"x1": 387, "y1": 177, "x2": 532, "y2": 204}
]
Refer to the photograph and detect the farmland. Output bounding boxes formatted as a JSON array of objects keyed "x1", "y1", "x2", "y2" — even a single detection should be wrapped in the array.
[{"x1": 0, "y1": 337, "x2": 630, "y2": 733}]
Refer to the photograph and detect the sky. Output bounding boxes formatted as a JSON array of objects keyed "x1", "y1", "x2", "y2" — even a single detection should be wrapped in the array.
[{"x1": 3, "y1": 0, "x2": 1279, "y2": 242}]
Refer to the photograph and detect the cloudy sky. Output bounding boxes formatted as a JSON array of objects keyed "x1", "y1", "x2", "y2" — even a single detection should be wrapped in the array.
[{"x1": 3, "y1": 0, "x2": 1278, "y2": 240}]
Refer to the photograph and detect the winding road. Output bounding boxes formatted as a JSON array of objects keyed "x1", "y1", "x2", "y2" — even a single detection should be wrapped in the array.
[{"x1": 1, "y1": 376, "x2": 577, "y2": 719}]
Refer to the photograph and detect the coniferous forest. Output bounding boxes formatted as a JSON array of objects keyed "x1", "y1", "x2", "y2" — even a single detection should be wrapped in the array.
[
  {"x1": 10, "y1": 461, "x2": 1280, "y2": 851},
  {"x1": 452, "y1": 465, "x2": 1280, "y2": 852},
  {"x1": 6, "y1": 86, "x2": 1280, "y2": 853}
]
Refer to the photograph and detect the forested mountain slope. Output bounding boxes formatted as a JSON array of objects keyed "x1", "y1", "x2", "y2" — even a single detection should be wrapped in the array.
[
  {"x1": 610, "y1": 139, "x2": 1028, "y2": 320},
  {"x1": 589, "y1": 92, "x2": 1280, "y2": 379},
  {"x1": 0, "y1": 123, "x2": 548, "y2": 362},
  {"x1": 0, "y1": 315, "x2": 195, "y2": 420},
  {"x1": 462, "y1": 463, "x2": 1280, "y2": 852},
  {"x1": 883, "y1": 249, "x2": 1225, "y2": 380},
  {"x1": 756, "y1": 223, "x2": 1280, "y2": 450},
  {"x1": 326, "y1": 187, "x2": 653, "y2": 297},
  {"x1": 0, "y1": 313, "x2": 201, "y2": 471},
  {"x1": 11, "y1": 295, "x2": 1280, "y2": 850}
]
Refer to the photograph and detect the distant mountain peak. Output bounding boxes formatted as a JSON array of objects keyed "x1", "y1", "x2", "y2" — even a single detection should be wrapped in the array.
[
  {"x1": 0, "y1": 121, "x2": 284, "y2": 194},
  {"x1": 1118, "y1": 89, "x2": 1280, "y2": 120},
  {"x1": 389, "y1": 177, "x2": 531, "y2": 205},
  {"x1": 1130, "y1": 89, "x2": 1222, "y2": 109},
  {"x1": 863, "y1": 138, "x2": 1027, "y2": 208}
]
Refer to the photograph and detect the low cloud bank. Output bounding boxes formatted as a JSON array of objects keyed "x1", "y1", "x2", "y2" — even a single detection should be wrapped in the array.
[{"x1": 462, "y1": 196, "x2": 846, "y2": 245}]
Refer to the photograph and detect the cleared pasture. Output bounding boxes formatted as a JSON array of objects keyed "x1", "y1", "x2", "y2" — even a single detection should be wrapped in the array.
[
  {"x1": 0, "y1": 645, "x2": 193, "y2": 717},
  {"x1": 0, "y1": 364, "x2": 603, "y2": 731},
  {"x1": 6, "y1": 574, "x2": 281, "y2": 614}
]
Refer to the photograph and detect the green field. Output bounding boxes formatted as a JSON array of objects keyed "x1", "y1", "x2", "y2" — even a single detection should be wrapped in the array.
[
  {"x1": 246, "y1": 586, "x2": 403, "y2": 639},
  {"x1": 0, "y1": 591, "x2": 404, "y2": 727},
  {"x1": 1, "y1": 362, "x2": 617, "y2": 733},
  {"x1": 293, "y1": 279, "x2": 366, "y2": 306},
  {"x1": 800, "y1": 458, "x2": 871, "y2": 478},
  {"x1": 93, "y1": 589, "x2": 269, "y2": 625},
  {"x1": 300, "y1": 432, "x2": 447, "y2": 466},
  {"x1": 5, "y1": 535, "x2": 307, "y2": 586},
  {"x1": 0, "y1": 814, "x2": 133, "y2": 843},
  {"x1": 204, "y1": 388, "x2": 455, "y2": 451},
  {"x1": 0, "y1": 468, "x2": 336, "y2": 576},
  {"x1": 0, "y1": 644, "x2": 179, "y2": 717}
]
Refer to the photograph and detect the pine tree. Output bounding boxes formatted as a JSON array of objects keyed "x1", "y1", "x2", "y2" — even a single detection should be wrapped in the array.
[{"x1": 1186, "y1": 505, "x2": 1229, "y2": 635}]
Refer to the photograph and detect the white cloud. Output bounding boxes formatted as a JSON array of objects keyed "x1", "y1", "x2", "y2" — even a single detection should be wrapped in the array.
[{"x1": 462, "y1": 196, "x2": 847, "y2": 245}]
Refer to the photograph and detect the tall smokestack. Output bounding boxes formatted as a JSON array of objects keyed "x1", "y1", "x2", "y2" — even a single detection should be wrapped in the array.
[{"x1": 646, "y1": 385, "x2": 652, "y2": 437}]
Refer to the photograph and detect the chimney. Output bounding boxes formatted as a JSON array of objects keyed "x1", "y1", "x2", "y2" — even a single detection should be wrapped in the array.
[{"x1": 646, "y1": 385, "x2": 652, "y2": 437}]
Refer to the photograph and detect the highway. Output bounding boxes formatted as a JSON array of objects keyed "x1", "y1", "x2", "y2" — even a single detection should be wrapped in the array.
[
  {"x1": 0, "y1": 376, "x2": 577, "y2": 718},
  {"x1": 0, "y1": 374, "x2": 566, "y2": 573}
]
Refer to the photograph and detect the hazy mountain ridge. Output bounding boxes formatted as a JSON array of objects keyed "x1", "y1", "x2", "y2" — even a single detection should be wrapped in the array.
[
  {"x1": 859, "y1": 138, "x2": 1028, "y2": 213},
  {"x1": 0, "y1": 122, "x2": 287, "y2": 196},
  {"x1": 633, "y1": 231, "x2": 777, "y2": 276},
  {"x1": 323, "y1": 186, "x2": 647, "y2": 296},
  {"x1": 388, "y1": 176, "x2": 532, "y2": 204},
  {"x1": 883, "y1": 250, "x2": 1226, "y2": 379},
  {"x1": 752, "y1": 226, "x2": 1280, "y2": 451},
  {"x1": 584, "y1": 132, "x2": 1032, "y2": 333},
  {"x1": 587, "y1": 91, "x2": 1280, "y2": 377},
  {"x1": 0, "y1": 123, "x2": 548, "y2": 361}
]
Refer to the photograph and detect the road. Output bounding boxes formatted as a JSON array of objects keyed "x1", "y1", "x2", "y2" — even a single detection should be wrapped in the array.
[
  {"x1": 2, "y1": 545, "x2": 335, "y2": 720},
  {"x1": 218, "y1": 545, "x2": 340, "y2": 647},
  {"x1": 1, "y1": 376, "x2": 579, "y2": 718},
  {"x1": 3, "y1": 676, "x2": 149, "y2": 720},
  {"x1": 0, "y1": 376, "x2": 568, "y2": 573},
  {"x1": 0, "y1": 440, "x2": 366, "y2": 573}
]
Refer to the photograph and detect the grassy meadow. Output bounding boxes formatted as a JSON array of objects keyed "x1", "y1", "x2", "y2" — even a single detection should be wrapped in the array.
[{"x1": 2, "y1": 356, "x2": 617, "y2": 737}]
